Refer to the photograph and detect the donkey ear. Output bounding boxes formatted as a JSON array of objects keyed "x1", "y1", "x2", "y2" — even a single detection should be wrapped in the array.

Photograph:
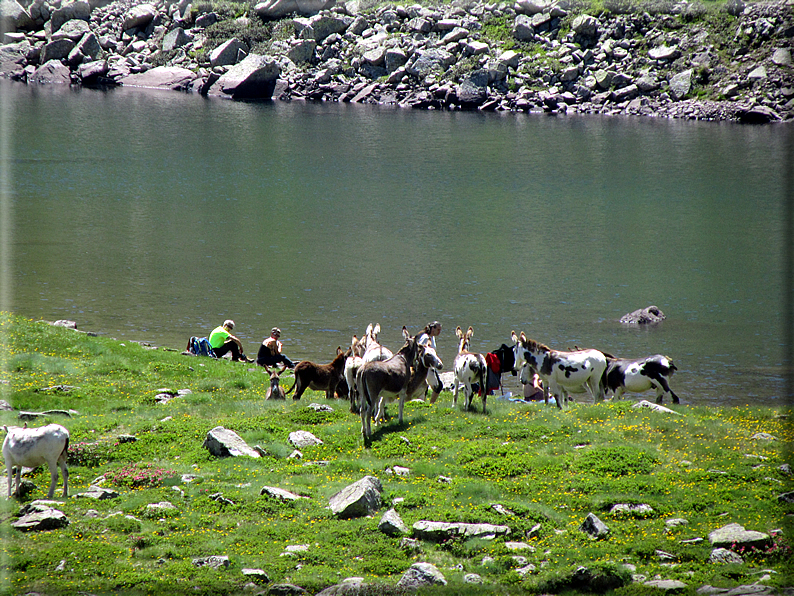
[
  {"x1": 456, "y1": 326, "x2": 463, "y2": 338},
  {"x1": 373, "y1": 323, "x2": 380, "y2": 335},
  {"x1": 511, "y1": 330, "x2": 519, "y2": 342},
  {"x1": 467, "y1": 326, "x2": 474, "y2": 338},
  {"x1": 402, "y1": 326, "x2": 409, "y2": 339}
]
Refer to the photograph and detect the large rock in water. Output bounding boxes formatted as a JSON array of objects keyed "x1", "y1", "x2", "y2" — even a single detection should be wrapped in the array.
[
  {"x1": 620, "y1": 305, "x2": 665, "y2": 324},
  {"x1": 212, "y1": 53, "x2": 280, "y2": 99},
  {"x1": 328, "y1": 476, "x2": 382, "y2": 519},
  {"x1": 120, "y1": 66, "x2": 197, "y2": 91},
  {"x1": 457, "y1": 69, "x2": 489, "y2": 106},
  {"x1": 30, "y1": 59, "x2": 71, "y2": 84},
  {"x1": 254, "y1": 0, "x2": 335, "y2": 19}
]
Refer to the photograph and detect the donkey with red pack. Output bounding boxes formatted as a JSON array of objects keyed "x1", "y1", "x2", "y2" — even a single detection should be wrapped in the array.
[
  {"x1": 603, "y1": 354, "x2": 680, "y2": 404},
  {"x1": 511, "y1": 331, "x2": 607, "y2": 408}
]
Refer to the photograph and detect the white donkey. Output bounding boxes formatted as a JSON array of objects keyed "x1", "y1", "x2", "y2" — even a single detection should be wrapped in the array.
[
  {"x1": 344, "y1": 334, "x2": 367, "y2": 413},
  {"x1": 453, "y1": 326, "x2": 488, "y2": 413},
  {"x1": 361, "y1": 323, "x2": 393, "y2": 364},
  {"x1": 3, "y1": 423, "x2": 70, "y2": 499}
]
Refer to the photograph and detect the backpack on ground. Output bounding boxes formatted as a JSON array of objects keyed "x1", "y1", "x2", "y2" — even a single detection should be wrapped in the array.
[{"x1": 189, "y1": 336, "x2": 217, "y2": 358}]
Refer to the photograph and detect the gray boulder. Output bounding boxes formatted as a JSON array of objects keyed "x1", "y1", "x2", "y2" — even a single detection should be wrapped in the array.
[
  {"x1": 162, "y1": 27, "x2": 190, "y2": 51},
  {"x1": 212, "y1": 53, "x2": 280, "y2": 99},
  {"x1": 293, "y1": 14, "x2": 349, "y2": 42},
  {"x1": 397, "y1": 562, "x2": 447, "y2": 588},
  {"x1": 202, "y1": 426, "x2": 261, "y2": 458},
  {"x1": 12, "y1": 507, "x2": 69, "y2": 531},
  {"x1": 771, "y1": 48, "x2": 792, "y2": 67},
  {"x1": 288, "y1": 39, "x2": 316, "y2": 64},
  {"x1": 378, "y1": 508, "x2": 408, "y2": 536},
  {"x1": 412, "y1": 520, "x2": 511, "y2": 541},
  {"x1": 708, "y1": 523, "x2": 772, "y2": 550},
  {"x1": 513, "y1": 14, "x2": 534, "y2": 41},
  {"x1": 457, "y1": 69, "x2": 488, "y2": 106},
  {"x1": 75, "y1": 485, "x2": 119, "y2": 499},
  {"x1": 384, "y1": 48, "x2": 407, "y2": 72},
  {"x1": 669, "y1": 69, "x2": 693, "y2": 101},
  {"x1": 210, "y1": 37, "x2": 248, "y2": 67},
  {"x1": 41, "y1": 38, "x2": 76, "y2": 62},
  {"x1": 710, "y1": 548, "x2": 744, "y2": 564},
  {"x1": 572, "y1": 14, "x2": 598, "y2": 37},
  {"x1": 289, "y1": 430, "x2": 323, "y2": 447},
  {"x1": 644, "y1": 579, "x2": 687, "y2": 590},
  {"x1": 123, "y1": 3, "x2": 157, "y2": 30},
  {"x1": 260, "y1": 486, "x2": 308, "y2": 501},
  {"x1": 328, "y1": 476, "x2": 382, "y2": 519},
  {"x1": 254, "y1": 0, "x2": 335, "y2": 19},
  {"x1": 514, "y1": 0, "x2": 550, "y2": 15},
  {"x1": 0, "y1": 40, "x2": 30, "y2": 73},
  {"x1": 73, "y1": 32, "x2": 101, "y2": 61},
  {"x1": 580, "y1": 512, "x2": 610, "y2": 539},
  {"x1": 649, "y1": 45, "x2": 680, "y2": 61},
  {"x1": 30, "y1": 59, "x2": 71, "y2": 84},
  {"x1": 193, "y1": 555, "x2": 230, "y2": 569},
  {"x1": 50, "y1": 0, "x2": 90, "y2": 34},
  {"x1": 620, "y1": 305, "x2": 665, "y2": 324},
  {"x1": 1, "y1": 0, "x2": 34, "y2": 31},
  {"x1": 407, "y1": 48, "x2": 453, "y2": 79}
]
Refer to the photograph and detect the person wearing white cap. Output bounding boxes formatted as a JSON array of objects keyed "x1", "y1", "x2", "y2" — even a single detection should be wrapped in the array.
[{"x1": 208, "y1": 319, "x2": 252, "y2": 362}]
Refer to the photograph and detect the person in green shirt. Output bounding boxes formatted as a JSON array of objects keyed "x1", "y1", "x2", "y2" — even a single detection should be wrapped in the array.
[{"x1": 209, "y1": 319, "x2": 252, "y2": 362}]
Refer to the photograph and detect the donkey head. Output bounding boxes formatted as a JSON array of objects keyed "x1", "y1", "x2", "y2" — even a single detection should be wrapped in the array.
[{"x1": 455, "y1": 326, "x2": 474, "y2": 354}]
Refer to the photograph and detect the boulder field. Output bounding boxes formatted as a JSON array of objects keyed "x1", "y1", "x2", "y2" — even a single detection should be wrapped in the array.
[{"x1": 1, "y1": 0, "x2": 792, "y2": 122}]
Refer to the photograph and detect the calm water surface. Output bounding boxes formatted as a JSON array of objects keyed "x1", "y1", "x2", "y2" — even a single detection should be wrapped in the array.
[{"x1": 2, "y1": 81, "x2": 791, "y2": 407}]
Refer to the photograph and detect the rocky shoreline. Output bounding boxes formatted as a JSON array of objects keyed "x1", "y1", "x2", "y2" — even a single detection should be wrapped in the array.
[{"x1": 1, "y1": 0, "x2": 792, "y2": 122}]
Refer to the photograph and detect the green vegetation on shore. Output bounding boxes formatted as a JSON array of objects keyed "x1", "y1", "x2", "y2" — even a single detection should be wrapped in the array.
[{"x1": 0, "y1": 313, "x2": 792, "y2": 595}]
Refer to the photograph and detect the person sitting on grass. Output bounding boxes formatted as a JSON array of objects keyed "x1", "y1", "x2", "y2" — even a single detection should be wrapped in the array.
[
  {"x1": 209, "y1": 319, "x2": 252, "y2": 362},
  {"x1": 256, "y1": 327, "x2": 296, "y2": 372}
]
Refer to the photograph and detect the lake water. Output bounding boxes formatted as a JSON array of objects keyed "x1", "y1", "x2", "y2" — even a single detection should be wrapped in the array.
[{"x1": 2, "y1": 80, "x2": 791, "y2": 407}]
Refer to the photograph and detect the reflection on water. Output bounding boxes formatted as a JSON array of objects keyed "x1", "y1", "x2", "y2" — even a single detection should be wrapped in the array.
[{"x1": 4, "y1": 81, "x2": 790, "y2": 406}]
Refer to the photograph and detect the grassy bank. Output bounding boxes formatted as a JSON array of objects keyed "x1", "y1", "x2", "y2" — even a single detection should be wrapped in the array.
[{"x1": 0, "y1": 313, "x2": 792, "y2": 595}]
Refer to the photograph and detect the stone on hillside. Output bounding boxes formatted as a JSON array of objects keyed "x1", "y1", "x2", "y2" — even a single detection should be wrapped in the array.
[
  {"x1": 737, "y1": 105, "x2": 781, "y2": 124},
  {"x1": 385, "y1": 48, "x2": 407, "y2": 72},
  {"x1": 457, "y1": 69, "x2": 488, "y2": 106},
  {"x1": 708, "y1": 523, "x2": 772, "y2": 550},
  {"x1": 397, "y1": 562, "x2": 447, "y2": 588},
  {"x1": 12, "y1": 507, "x2": 69, "y2": 531},
  {"x1": 636, "y1": 73, "x2": 660, "y2": 92},
  {"x1": 52, "y1": 18, "x2": 90, "y2": 41},
  {"x1": 30, "y1": 59, "x2": 71, "y2": 84},
  {"x1": 378, "y1": 508, "x2": 408, "y2": 536},
  {"x1": 202, "y1": 426, "x2": 261, "y2": 458},
  {"x1": 514, "y1": 0, "x2": 549, "y2": 15},
  {"x1": 610, "y1": 503, "x2": 654, "y2": 516},
  {"x1": 669, "y1": 69, "x2": 693, "y2": 101},
  {"x1": 123, "y1": 3, "x2": 157, "y2": 30},
  {"x1": 710, "y1": 548, "x2": 744, "y2": 564},
  {"x1": 195, "y1": 12, "x2": 218, "y2": 28},
  {"x1": 254, "y1": 0, "x2": 335, "y2": 20},
  {"x1": 513, "y1": 14, "x2": 534, "y2": 42},
  {"x1": 193, "y1": 555, "x2": 230, "y2": 569},
  {"x1": 50, "y1": 0, "x2": 90, "y2": 33},
  {"x1": 1, "y1": 0, "x2": 34, "y2": 31},
  {"x1": 412, "y1": 520, "x2": 511, "y2": 541},
  {"x1": 120, "y1": 66, "x2": 197, "y2": 91},
  {"x1": 268, "y1": 583, "x2": 308, "y2": 595},
  {"x1": 260, "y1": 486, "x2": 309, "y2": 501},
  {"x1": 649, "y1": 45, "x2": 680, "y2": 61},
  {"x1": 464, "y1": 573, "x2": 483, "y2": 583},
  {"x1": 580, "y1": 513, "x2": 610, "y2": 539},
  {"x1": 72, "y1": 32, "x2": 100, "y2": 61},
  {"x1": 748, "y1": 66, "x2": 767, "y2": 83},
  {"x1": 620, "y1": 305, "x2": 665, "y2": 324},
  {"x1": 242, "y1": 568, "x2": 271, "y2": 583},
  {"x1": 778, "y1": 491, "x2": 794, "y2": 503},
  {"x1": 329, "y1": 476, "x2": 382, "y2": 519},
  {"x1": 210, "y1": 37, "x2": 248, "y2": 67},
  {"x1": 644, "y1": 579, "x2": 687, "y2": 591},
  {"x1": 213, "y1": 53, "x2": 280, "y2": 99},
  {"x1": 289, "y1": 430, "x2": 323, "y2": 447},
  {"x1": 572, "y1": 14, "x2": 598, "y2": 37},
  {"x1": 288, "y1": 39, "x2": 316, "y2": 64},
  {"x1": 293, "y1": 14, "x2": 349, "y2": 42},
  {"x1": 76, "y1": 486, "x2": 119, "y2": 499},
  {"x1": 407, "y1": 48, "x2": 453, "y2": 79},
  {"x1": 162, "y1": 27, "x2": 190, "y2": 51},
  {"x1": 771, "y1": 48, "x2": 792, "y2": 67},
  {"x1": 633, "y1": 400, "x2": 680, "y2": 414},
  {"x1": 0, "y1": 40, "x2": 29, "y2": 73},
  {"x1": 41, "y1": 38, "x2": 75, "y2": 62},
  {"x1": 442, "y1": 26, "x2": 468, "y2": 44}
]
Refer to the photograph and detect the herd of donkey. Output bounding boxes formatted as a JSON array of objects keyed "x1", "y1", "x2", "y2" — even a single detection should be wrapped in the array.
[
  {"x1": 270, "y1": 323, "x2": 680, "y2": 445},
  {"x1": 1, "y1": 321, "x2": 680, "y2": 500}
]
